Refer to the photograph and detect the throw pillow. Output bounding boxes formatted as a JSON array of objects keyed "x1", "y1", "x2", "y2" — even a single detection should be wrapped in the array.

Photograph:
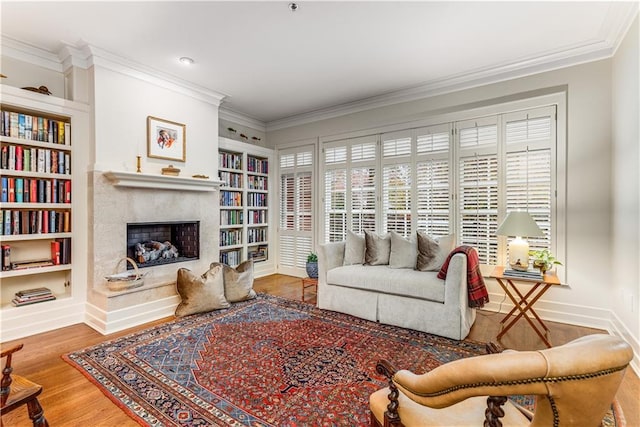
[
  {"x1": 175, "y1": 264, "x2": 230, "y2": 317},
  {"x1": 211, "y1": 260, "x2": 257, "y2": 302},
  {"x1": 416, "y1": 232, "x2": 456, "y2": 271},
  {"x1": 364, "y1": 230, "x2": 391, "y2": 265},
  {"x1": 389, "y1": 231, "x2": 418, "y2": 269},
  {"x1": 343, "y1": 230, "x2": 366, "y2": 265}
]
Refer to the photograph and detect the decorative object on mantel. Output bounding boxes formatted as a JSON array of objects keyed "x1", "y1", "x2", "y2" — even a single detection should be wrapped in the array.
[
  {"x1": 105, "y1": 257, "x2": 146, "y2": 291},
  {"x1": 147, "y1": 116, "x2": 186, "y2": 162},
  {"x1": 136, "y1": 155, "x2": 142, "y2": 173},
  {"x1": 192, "y1": 174, "x2": 210, "y2": 179},
  {"x1": 21, "y1": 85, "x2": 52, "y2": 95},
  {"x1": 161, "y1": 165, "x2": 181, "y2": 176}
]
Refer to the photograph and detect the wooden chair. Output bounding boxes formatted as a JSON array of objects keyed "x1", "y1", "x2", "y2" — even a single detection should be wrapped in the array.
[
  {"x1": 370, "y1": 335, "x2": 633, "y2": 426},
  {"x1": 1, "y1": 344, "x2": 49, "y2": 426}
]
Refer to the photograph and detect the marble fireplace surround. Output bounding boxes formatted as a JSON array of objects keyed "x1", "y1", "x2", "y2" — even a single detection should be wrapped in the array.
[{"x1": 85, "y1": 170, "x2": 221, "y2": 334}]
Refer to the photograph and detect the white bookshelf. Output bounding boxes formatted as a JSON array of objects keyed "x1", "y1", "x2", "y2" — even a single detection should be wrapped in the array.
[
  {"x1": 218, "y1": 137, "x2": 275, "y2": 277},
  {"x1": 0, "y1": 84, "x2": 89, "y2": 341}
]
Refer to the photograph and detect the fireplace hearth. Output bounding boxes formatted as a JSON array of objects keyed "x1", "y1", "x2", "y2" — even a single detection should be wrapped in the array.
[{"x1": 126, "y1": 221, "x2": 199, "y2": 269}]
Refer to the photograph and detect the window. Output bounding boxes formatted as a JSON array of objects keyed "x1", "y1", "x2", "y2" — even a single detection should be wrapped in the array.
[
  {"x1": 320, "y1": 101, "x2": 561, "y2": 268},
  {"x1": 278, "y1": 147, "x2": 313, "y2": 272}
]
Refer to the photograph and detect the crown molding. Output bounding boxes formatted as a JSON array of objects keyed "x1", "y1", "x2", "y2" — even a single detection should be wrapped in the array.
[
  {"x1": 266, "y1": 3, "x2": 639, "y2": 132},
  {"x1": 1, "y1": 36, "x2": 64, "y2": 72},
  {"x1": 0, "y1": 37, "x2": 228, "y2": 107},
  {"x1": 85, "y1": 45, "x2": 228, "y2": 107},
  {"x1": 219, "y1": 107, "x2": 266, "y2": 132}
]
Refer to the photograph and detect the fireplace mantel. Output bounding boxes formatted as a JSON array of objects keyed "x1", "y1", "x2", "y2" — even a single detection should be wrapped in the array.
[{"x1": 104, "y1": 170, "x2": 222, "y2": 192}]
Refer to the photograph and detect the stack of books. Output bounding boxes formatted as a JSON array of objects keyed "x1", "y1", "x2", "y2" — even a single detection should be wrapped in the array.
[
  {"x1": 503, "y1": 268, "x2": 543, "y2": 280},
  {"x1": 12, "y1": 287, "x2": 56, "y2": 307}
]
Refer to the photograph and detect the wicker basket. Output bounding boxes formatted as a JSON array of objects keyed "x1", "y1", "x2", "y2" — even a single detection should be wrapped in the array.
[{"x1": 105, "y1": 257, "x2": 145, "y2": 291}]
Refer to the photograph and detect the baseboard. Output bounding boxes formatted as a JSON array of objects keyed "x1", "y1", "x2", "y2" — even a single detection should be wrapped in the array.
[
  {"x1": 84, "y1": 295, "x2": 181, "y2": 335},
  {"x1": 0, "y1": 301, "x2": 85, "y2": 342},
  {"x1": 484, "y1": 291, "x2": 640, "y2": 376}
]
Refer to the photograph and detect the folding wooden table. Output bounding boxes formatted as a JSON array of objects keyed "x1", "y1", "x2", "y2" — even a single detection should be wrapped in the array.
[{"x1": 490, "y1": 266, "x2": 562, "y2": 348}]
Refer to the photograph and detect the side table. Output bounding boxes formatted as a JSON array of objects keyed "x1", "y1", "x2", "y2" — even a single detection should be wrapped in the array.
[
  {"x1": 490, "y1": 266, "x2": 562, "y2": 348},
  {"x1": 301, "y1": 277, "x2": 318, "y2": 302}
]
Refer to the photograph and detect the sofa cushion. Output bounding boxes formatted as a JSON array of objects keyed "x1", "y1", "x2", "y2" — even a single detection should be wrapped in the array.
[
  {"x1": 175, "y1": 265, "x2": 230, "y2": 317},
  {"x1": 326, "y1": 265, "x2": 445, "y2": 303},
  {"x1": 344, "y1": 230, "x2": 365, "y2": 265},
  {"x1": 365, "y1": 230, "x2": 391, "y2": 265},
  {"x1": 416, "y1": 232, "x2": 455, "y2": 271},
  {"x1": 389, "y1": 231, "x2": 418, "y2": 269}
]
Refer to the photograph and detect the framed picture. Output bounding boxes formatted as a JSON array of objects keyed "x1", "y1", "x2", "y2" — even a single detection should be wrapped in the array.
[{"x1": 147, "y1": 116, "x2": 186, "y2": 162}]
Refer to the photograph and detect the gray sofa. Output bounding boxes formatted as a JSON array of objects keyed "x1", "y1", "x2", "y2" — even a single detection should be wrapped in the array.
[{"x1": 318, "y1": 241, "x2": 476, "y2": 340}]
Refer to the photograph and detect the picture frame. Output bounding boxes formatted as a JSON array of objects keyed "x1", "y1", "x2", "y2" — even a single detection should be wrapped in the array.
[{"x1": 147, "y1": 116, "x2": 186, "y2": 162}]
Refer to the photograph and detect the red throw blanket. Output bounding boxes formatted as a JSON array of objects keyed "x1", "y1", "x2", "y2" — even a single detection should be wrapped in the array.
[{"x1": 437, "y1": 246, "x2": 489, "y2": 308}]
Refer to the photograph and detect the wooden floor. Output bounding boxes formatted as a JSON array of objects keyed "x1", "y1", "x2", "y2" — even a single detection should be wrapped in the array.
[{"x1": 1, "y1": 274, "x2": 638, "y2": 426}]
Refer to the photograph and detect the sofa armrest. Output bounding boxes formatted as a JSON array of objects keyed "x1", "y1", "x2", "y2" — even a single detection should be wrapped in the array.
[
  {"x1": 318, "y1": 241, "x2": 345, "y2": 284},
  {"x1": 443, "y1": 253, "x2": 468, "y2": 307}
]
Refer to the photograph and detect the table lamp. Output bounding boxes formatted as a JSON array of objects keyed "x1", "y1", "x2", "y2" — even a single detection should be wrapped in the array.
[{"x1": 496, "y1": 211, "x2": 544, "y2": 269}]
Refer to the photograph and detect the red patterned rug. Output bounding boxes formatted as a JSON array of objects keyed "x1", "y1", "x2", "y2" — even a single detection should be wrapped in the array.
[{"x1": 63, "y1": 294, "x2": 624, "y2": 426}]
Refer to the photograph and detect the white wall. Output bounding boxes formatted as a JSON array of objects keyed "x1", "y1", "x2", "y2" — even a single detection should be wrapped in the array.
[
  {"x1": 268, "y1": 58, "x2": 636, "y2": 344},
  {"x1": 611, "y1": 15, "x2": 640, "y2": 343},
  {"x1": 92, "y1": 66, "x2": 219, "y2": 176}
]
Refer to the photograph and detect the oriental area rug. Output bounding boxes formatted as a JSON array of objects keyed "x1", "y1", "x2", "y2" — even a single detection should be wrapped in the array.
[{"x1": 64, "y1": 294, "x2": 624, "y2": 426}]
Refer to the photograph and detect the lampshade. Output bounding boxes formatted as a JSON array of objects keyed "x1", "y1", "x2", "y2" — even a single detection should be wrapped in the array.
[
  {"x1": 497, "y1": 211, "x2": 544, "y2": 269},
  {"x1": 496, "y1": 211, "x2": 544, "y2": 237}
]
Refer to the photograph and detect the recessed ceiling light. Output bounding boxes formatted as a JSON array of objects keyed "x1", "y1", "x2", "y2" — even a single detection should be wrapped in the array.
[{"x1": 179, "y1": 57, "x2": 194, "y2": 65}]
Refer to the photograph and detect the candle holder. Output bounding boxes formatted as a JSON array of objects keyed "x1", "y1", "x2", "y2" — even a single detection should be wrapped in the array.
[{"x1": 136, "y1": 156, "x2": 141, "y2": 173}]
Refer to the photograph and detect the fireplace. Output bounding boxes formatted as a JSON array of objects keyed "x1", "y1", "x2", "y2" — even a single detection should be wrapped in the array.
[{"x1": 126, "y1": 221, "x2": 200, "y2": 269}]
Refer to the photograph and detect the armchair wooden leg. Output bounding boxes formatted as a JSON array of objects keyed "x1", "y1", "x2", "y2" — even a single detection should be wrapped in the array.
[
  {"x1": 484, "y1": 395, "x2": 507, "y2": 427},
  {"x1": 27, "y1": 398, "x2": 49, "y2": 427}
]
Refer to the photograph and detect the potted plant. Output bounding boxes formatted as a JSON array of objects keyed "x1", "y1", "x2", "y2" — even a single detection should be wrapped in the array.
[
  {"x1": 306, "y1": 252, "x2": 318, "y2": 278},
  {"x1": 529, "y1": 248, "x2": 562, "y2": 274}
]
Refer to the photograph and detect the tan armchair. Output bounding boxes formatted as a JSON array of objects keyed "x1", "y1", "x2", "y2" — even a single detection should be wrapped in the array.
[{"x1": 370, "y1": 334, "x2": 632, "y2": 426}]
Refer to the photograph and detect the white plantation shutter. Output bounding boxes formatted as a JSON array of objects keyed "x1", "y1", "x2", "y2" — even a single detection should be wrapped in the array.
[
  {"x1": 416, "y1": 124, "x2": 451, "y2": 236},
  {"x1": 278, "y1": 146, "x2": 314, "y2": 272},
  {"x1": 324, "y1": 168, "x2": 347, "y2": 242},
  {"x1": 503, "y1": 106, "x2": 555, "y2": 257},
  {"x1": 457, "y1": 117, "x2": 499, "y2": 264},
  {"x1": 323, "y1": 136, "x2": 377, "y2": 242},
  {"x1": 382, "y1": 131, "x2": 412, "y2": 236}
]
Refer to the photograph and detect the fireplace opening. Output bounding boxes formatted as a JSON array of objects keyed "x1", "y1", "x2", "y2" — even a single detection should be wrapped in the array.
[{"x1": 126, "y1": 221, "x2": 199, "y2": 269}]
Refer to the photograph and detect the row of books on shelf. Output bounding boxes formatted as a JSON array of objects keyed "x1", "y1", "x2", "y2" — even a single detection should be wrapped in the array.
[
  {"x1": 247, "y1": 156, "x2": 268, "y2": 174},
  {"x1": 221, "y1": 209, "x2": 243, "y2": 225},
  {"x1": 247, "y1": 192, "x2": 267, "y2": 207},
  {"x1": 247, "y1": 210, "x2": 268, "y2": 224},
  {"x1": 220, "y1": 249, "x2": 242, "y2": 266},
  {"x1": 220, "y1": 190, "x2": 242, "y2": 207},
  {"x1": 1, "y1": 209, "x2": 71, "y2": 235},
  {"x1": 11, "y1": 287, "x2": 57, "y2": 307},
  {"x1": 220, "y1": 229, "x2": 243, "y2": 247},
  {"x1": 1, "y1": 238, "x2": 71, "y2": 271},
  {"x1": 219, "y1": 171, "x2": 242, "y2": 188},
  {"x1": 1, "y1": 144, "x2": 70, "y2": 174},
  {"x1": 247, "y1": 175, "x2": 268, "y2": 191},
  {"x1": 219, "y1": 152, "x2": 242, "y2": 170},
  {"x1": 247, "y1": 227, "x2": 267, "y2": 243},
  {"x1": 1, "y1": 110, "x2": 70, "y2": 145},
  {"x1": 1, "y1": 177, "x2": 71, "y2": 203}
]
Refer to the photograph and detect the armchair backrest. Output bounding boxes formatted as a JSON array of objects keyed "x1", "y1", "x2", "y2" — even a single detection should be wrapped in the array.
[{"x1": 393, "y1": 335, "x2": 633, "y2": 427}]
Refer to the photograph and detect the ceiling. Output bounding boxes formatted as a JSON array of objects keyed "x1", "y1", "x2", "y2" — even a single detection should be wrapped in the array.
[{"x1": 1, "y1": 1, "x2": 638, "y2": 127}]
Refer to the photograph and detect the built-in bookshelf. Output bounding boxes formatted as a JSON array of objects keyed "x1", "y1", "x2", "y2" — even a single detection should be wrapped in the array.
[
  {"x1": 218, "y1": 137, "x2": 274, "y2": 276},
  {"x1": 0, "y1": 84, "x2": 89, "y2": 341}
]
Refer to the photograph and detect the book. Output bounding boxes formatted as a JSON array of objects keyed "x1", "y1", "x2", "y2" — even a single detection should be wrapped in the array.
[
  {"x1": 1, "y1": 145, "x2": 7, "y2": 169},
  {"x1": 1, "y1": 177, "x2": 7, "y2": 202},
  {"x1": 16, "y1": 287, "x2": 53, "y2": 297},
  {"x1": 15, "y1": 178, "x2": 23, "y2": 203},
  {"x1": 8, "y1": 145, "x2": 15, "y2": 170},
  {"x1": 2, "y1": 245, "x2": 10, "y2": 271},
  {"x1": 503, "y1": 269, "x2": 543, "y2": 280},
  {"x1": 64, "y1": 122, "x2": 71, "y2": 145},
  {"x1": 12, "y1": 294, "x2": 56, "y2": 307},
  {"x1": 11, "y1": 259, "x2": 54, "y2": 270}
]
